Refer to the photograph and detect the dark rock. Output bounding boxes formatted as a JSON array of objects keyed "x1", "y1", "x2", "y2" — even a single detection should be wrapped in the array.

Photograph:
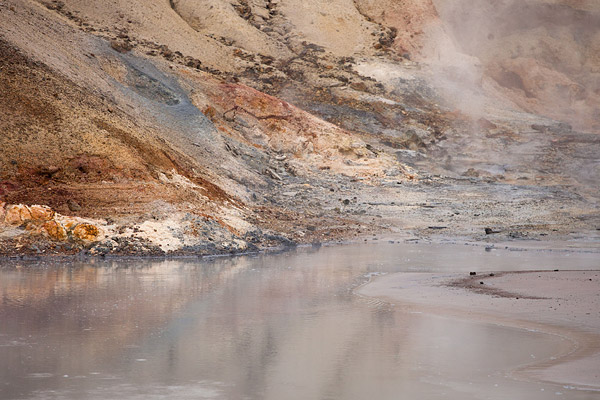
[
  {"x1": 378, "y1": 27, "x2": 397, "y2": 47},
  {"x1": 463, "y1": 168, "x2": 480, "y2": 178},
  {"x1": 243, "y1": 229, "x2": 263, "y2": 243},
  {"x1": 470, "y1": 272, "x2": 477, "y2": 276},
  {"x1": 350, "y1": 81, "x2": 368, "y2": 92},
  {"x1": 110, "y1": 39, "x2": 133, "y2": 53},
  {"x1": 485, "y1": 227, "x2": 501, "y2": 234},
  {"x1": 531, "y1": 124, "x2": 547, "y2": 132},
  {"x1": 264, "y1": 233, "x2": 296, "y2": 247},
  {"x1": 531, "y1": 123, "x2": 572, "y2": 134},
  {"x1": 508, "y1": 231, "x2": 528, "y2": 238},
  {"x1": 67, "y1": 199, "x2": 81, "y2": 212},
  {"x1": 233, "y1": 0, "x2": 252, "y2": 20}
]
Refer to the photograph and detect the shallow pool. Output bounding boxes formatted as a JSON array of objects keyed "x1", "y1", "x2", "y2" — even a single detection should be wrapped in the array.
[{"x1": 1, "y1": 243, "x2": 598, "y2": 399}]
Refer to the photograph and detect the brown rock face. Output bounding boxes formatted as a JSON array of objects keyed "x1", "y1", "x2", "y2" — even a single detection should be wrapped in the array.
[{"x1": 72, "y1": 223, "x2": 100, "y2": 242}]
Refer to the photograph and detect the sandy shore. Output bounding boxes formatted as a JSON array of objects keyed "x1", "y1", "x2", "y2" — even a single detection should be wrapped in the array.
[{"x1": 358, "y1": 270, "x2": 600, "y2": 390}]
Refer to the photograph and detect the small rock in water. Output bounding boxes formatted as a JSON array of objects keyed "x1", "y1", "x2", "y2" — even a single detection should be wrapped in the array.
[{"x1": 470, "y1": 272, "x2": 477, "y2": 276}]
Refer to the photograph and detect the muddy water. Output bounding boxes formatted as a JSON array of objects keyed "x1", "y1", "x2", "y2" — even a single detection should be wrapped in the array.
[{"x1": 1, "y1": 243, "x2": 599, "y2": 400}]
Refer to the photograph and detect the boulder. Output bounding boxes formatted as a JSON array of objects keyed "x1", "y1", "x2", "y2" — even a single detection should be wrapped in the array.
[
  {"x1": 43, "y1": 220, "x2": 68, "y2": 241},
  {"x1": 67, "y1": 199, "x2": 82, "y2": 212},
  {"x1": 29, "y1": 205, "x2": 55, "y2": 221},
  {"x1": 72, "y1": 223, "x2": 100, "y2": 242},
  {"x1": 4, "y1": 204, "x2": 32, "y2": 226}
]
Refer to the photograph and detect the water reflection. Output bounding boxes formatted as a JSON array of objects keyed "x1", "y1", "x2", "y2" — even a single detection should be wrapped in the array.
[{"x1": 1, "y1": 243, "x2": 598, "y2": 400}]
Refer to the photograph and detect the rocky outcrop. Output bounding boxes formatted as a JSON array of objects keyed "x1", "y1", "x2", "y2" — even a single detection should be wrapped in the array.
[{"x1": 0, "y1": 203, "x2": 103, "y2": 244}]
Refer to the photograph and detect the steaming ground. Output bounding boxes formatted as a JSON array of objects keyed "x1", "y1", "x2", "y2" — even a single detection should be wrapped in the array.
[
  {"x1": 0, "y1": 0, "x2": 598, "y2": 256},
  {"x1": 431, "y1": 0, "x2": 600, "y2": 133}
]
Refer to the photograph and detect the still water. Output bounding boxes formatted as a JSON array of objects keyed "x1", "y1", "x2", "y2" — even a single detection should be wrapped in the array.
[{"x1": 1, "y1": 243, "x2": 599, "y2": 400}]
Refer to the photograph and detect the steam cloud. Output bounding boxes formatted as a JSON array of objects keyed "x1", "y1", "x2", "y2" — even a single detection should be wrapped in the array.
[{"x1": 424, "y1": 0, "x2": 600, "y2": 132}]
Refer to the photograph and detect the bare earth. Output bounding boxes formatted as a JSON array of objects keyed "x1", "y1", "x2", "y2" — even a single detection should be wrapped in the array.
[
  {"x1": 1, "y1": 0, "x2": 599, "y2": 257},
  {"x1": 358, "y1": 269, "x2": 600, "y2": 390}
]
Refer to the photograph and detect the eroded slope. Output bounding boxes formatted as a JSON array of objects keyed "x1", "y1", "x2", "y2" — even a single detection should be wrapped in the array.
[{"x1": 0, "y1": 0, "x2": 598, "y2": 256}]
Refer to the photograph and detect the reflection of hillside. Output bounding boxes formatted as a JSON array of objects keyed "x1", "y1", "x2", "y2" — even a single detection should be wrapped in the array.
[
  {"x1": 0, "y1": 257, "x2": 259, "y2": 397},
  {"x1": 0, "y1": 247, "x2": 378, "y2": 398},
  {"x1": 2, "y1": 245, "x2": 591, "y2": 399}
]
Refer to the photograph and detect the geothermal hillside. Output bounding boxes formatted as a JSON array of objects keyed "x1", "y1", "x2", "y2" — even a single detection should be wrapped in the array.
[{"x1": 0, "y1": 0, "x2": 598, "y2": 256}]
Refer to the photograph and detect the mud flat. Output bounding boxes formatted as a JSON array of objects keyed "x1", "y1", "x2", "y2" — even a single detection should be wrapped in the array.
[{"x1": 358, "y1": 268, "x2": 600, "y2": 391}]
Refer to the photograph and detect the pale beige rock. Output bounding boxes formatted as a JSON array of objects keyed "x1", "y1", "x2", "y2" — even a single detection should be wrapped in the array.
[
  {"x1": 29, "y1": 205, "x2": 55, "y2": 222},
  {"x1": 61, "y1": 218, "x2": 80, "y2": 231},
  {"x1": 4, "y1": 205, "x2": 32, "y2": 226}
]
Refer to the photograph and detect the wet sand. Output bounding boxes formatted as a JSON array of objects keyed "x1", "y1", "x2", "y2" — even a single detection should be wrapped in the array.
[{"x1": 358, "y1": 270, "x2": 600, "y2": 390}]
